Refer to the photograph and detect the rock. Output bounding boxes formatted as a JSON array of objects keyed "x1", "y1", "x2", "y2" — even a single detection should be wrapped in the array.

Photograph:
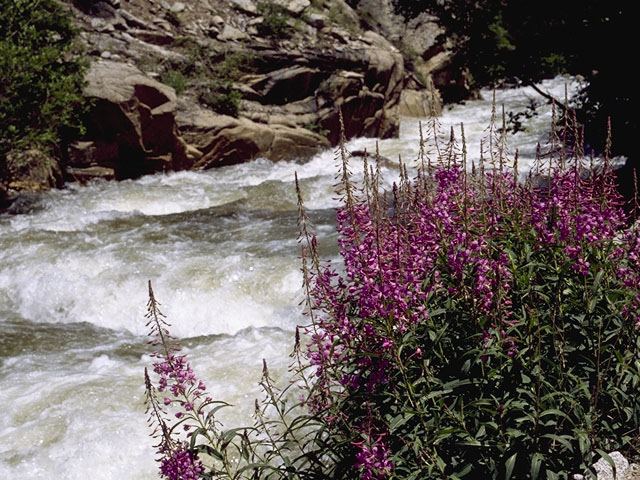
[
  {"x1": 402, "y1": 12, "x2": 441, "y2": 59},
  {"x1": 593, "y1": 452, "x2": 629, "y2": 479},
  {"x1": 130, "y1": 29, "x2": 175, "y2": 46},
  {"x1": 67, "y1": 140, "x2": 120, "y2": 167},
  {"x1": 398, "y1": 88, "x2": 442, "y2": 117},
  {"x1": 273, "y1": 0, "x2": 310, "y2": 15},
  {"x1": 247, "y1": 66, "x2": 327, "y2": 104},
  {"x1": 0, "y1": 184, "x2": 8, "y2": 209},
  {"x1": 44, "y1": 0, "x2": 456, "y2": 189},
  {"x1": 624, "y1": 464, "x2": 640, "y2": 480},
  {"x1": 176, "y1": 105, "x2": 329, "y2": 167},
  {"x1": 119, "y1": 9, "x2": 152, "y2": 29},
  {"x1": 574, "y1": 451, "x2": 640, "y2": 480},
  {"x1": 230, "y1": 0, "x2": 257, "y2": 14},
  {"x1": 4, "y1": 149, "x2": 62, "y2": 192},
  {"x1": 65, "y1": 166, "x2": 116, "y2": 182},
  {"x1": 82, "y1": 60, "x2": 191, "y2": 179},
  {"x1": 269, "y1": 125, "x2": 328, "y2": 161},
  {"x1": 306, "y1": 13, "x2": 327, "y2": 29},
  {"x1": 217, "y1": 24, "x2": 249, "y2": 41},
  {"x1": 170, "y1": 2, "x2": 185, "y2": 13},
  {"x1": 327, "y1": 0, "x2": 360, "y2": 31},
  {"x1": 354, "y1": 0, "x2": 401, "y2": 42},
  {"x1": 211, "y1": 15, "x2": 225, "y2": 27},
  {"x1": 88, "y1": 1, "x2": 119, "y2": 19}
]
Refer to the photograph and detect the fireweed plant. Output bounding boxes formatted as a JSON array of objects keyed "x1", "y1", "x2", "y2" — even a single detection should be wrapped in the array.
[{"x1": 144, "y1": 108, "x2": 640, "y2": 479}]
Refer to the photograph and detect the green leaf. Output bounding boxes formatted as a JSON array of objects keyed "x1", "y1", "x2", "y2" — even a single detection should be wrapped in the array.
[
  {"x1": 505, "y1": 452, "x2": 517, "y2": 480},
  {"x1": 531, "y1": 453, "x2": 543, "y2": 480},
  {"x1": 541, "y1": 434, "x2": 574, "y2": 452},
  {"x1": 590, "y1": 269, "x2": 604, "y2": 296}
]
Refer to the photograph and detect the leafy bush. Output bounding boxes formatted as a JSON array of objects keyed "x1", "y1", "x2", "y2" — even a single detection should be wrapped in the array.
[
  {"x1": 0, "y1": 0, "x2": 87, "y2": 160},
  {"x1": 198, "y1": 83, "x2": 242, "y2": 118},
  {"x1": 160, "y1": 70, "x2": 187, "y2": 95},
  {"x1": 144, "y1": 111, "x2": 640, "y2": 479},
  {"x1": 158, "y1": 42, "x2": 252, "y2": 117},
  {"x1": 256, "y1": 2, "x2": 294, "y2": 39}
]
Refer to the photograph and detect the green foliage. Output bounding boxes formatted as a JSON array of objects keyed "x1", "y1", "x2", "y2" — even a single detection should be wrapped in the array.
[
  {"x1": 155, "y1": 40, "x2": 254, "y2": 117},
  {"x1": 303, "y1": 121, "x2": 329, "y2": 137},
  {"x1": 160, "y1": 70, "x2": 187, "y2": 95},
  {"x1": 0, "y1": 0, "x2": 87, "y2": 161},
  {"x1": 256, "y1": 2, "x2": 294, "y2": 39},
  {"x1": 198, "y1": 84, "x2": 242, "y2": 118}
]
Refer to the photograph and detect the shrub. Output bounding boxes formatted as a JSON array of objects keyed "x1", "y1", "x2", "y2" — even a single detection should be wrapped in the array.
[
  {"x1": 0, "y1": 0, "x2": 87, "y2": 160},
  {"x1": 160, "y1": 70, "x2": 187, "y2": 95},
  {"x1": 256, "y1": 2, "x2": 294, "y2": 39},
  {"x1": 198, "y1": 84, "x2": 242, "y2": 118},
  {"x1": 144, "y1": 110, "x2": 640, "y2": 479}
]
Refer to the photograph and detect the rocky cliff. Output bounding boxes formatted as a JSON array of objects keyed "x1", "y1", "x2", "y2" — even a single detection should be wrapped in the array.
[{"x1": 4, "y1": 0, "x2": 461, "y2": 196}]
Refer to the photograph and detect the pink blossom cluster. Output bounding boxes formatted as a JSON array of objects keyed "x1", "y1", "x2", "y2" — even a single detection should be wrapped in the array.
[
  {"x1": 353, "y1": 435, "x2": 394, "y2": 480},
  {"x1": 303, "y1": 148, "x2": 640, "y2": 479},
  {"x1": 159, "y1": 444, "x2": 204, "y2": 480}
]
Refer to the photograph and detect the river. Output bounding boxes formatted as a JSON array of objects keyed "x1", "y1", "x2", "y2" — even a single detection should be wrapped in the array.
[{"x1": 0, "y1": 76, "x2": 582, "y2": 479}]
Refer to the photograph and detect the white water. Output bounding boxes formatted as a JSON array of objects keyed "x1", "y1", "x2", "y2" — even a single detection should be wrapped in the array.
[{"x1": 0, "y1": 77, "x2": 581, "y2": 479}]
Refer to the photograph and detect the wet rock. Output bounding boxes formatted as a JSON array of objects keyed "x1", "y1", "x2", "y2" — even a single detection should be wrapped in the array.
[
  {"x1": 65, "y1": 166, "x2": 116, "y2": 182},
  {"x1": 398, "y1": 88, "x2": 442, "y2": 117}
]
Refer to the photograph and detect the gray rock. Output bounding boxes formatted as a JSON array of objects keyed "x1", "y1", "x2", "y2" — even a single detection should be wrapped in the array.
[
  {"x1": 273, "y1": 0, "x2": 310, "y2": 15},
  {"x1": 306, "y1": 13, "x2": 327, "y2": 29},
  {"x1": 217, "y1": 24, "x2": 249, "y2": 41},
  {"x1": 170, "y1": 2, "x2": 185, "y2": 13},
  {"x1": 120, "y1": 9, "x2": 152, "y2": 29},
  {"x1": 230, "y1": 0, "x2": 257, "y2": 14},
  {"x1": 398, "y1": 89, "x2": 442, "y2": 118},
  {"x1": 211, "y1": 15, "x2": 225, "y2": 27},
  {"x1": 575, "y1": 451, "x2": 639, "y2": 480}
]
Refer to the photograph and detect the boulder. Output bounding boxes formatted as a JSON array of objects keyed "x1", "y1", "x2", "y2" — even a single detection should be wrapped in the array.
[
  {"x1": 247, "y1": 66, "x2": 328, "y2": 104},
  {"x1": 572, "y1": 452, "x2": 640, "y2": 480},
  {"x1": 80, "y1": 60, "x2": 191, "y2": 179},
  {"x1": 398, "y1": 88, "x2": 442, "y2": 118},
  {"x1": 218, "y1": 24, "x2": 249, "y2": 41},
  {"x1": 4, "y1": 149, "x2": 62, "y2": 192},
  {"x1": 176, "y1": 105, "x2": 329, "y2": 168},
  {"x1": 67, "y1": 140, "x2": 120, "y2": 167}
]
